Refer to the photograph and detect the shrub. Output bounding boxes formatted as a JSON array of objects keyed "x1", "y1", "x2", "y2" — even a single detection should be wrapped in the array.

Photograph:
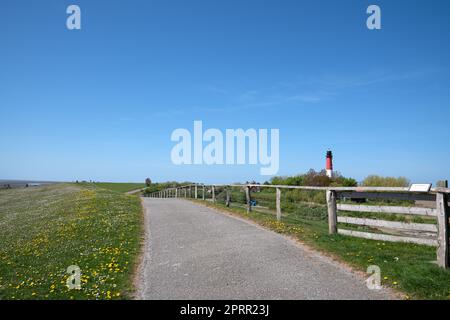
[{"x1": 362, "y1": 175, "x2": 410, "y2": 187}]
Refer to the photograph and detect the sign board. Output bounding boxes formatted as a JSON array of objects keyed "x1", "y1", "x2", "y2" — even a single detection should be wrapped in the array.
[{"x1": 409, "y1": 184, "x2": 432, "y2": 193}]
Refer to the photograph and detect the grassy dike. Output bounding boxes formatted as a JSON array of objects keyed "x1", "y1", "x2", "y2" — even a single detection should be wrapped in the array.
[
  {"x1": 0, "y1": 183, "x2": 142, "y2": 300},
  {"x1": 92, "y1": 183, "x2": 146, "y2": 193},
  {"x1": 191, "y1": 200, "x2": 450, "y2": 300}
]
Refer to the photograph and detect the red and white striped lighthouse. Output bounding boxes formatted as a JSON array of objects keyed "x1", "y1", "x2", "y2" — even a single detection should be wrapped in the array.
[{"x1": 326, "y1": 150, "x2": 333, "y2": 178}]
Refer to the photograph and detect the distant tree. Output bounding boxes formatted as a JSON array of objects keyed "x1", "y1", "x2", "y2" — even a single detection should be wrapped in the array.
[
  {"x1": 303, "y1": 169, "x2": 331, "y2": 187},
  {"x1": 268, "y1": 170, "x2": 358, "y2": 188},
  {"x1": 362, "y1": 175, "x2": 410, "y2": 187},
  {"x1": 145, "y1": 178, "x2": 152, "y2": 187},
  {"x1": 269, "y1": 175, "x2": 304, "y2": 186},
  {"x1": 437, "y1": 180, "x2": 448, "y2": 188},
  {"x1": 341, "y1": 177, "x2": 358, "y2": 187},
  {"x1": 331, "y1": 172, "x2": 358, "y2": 187}
]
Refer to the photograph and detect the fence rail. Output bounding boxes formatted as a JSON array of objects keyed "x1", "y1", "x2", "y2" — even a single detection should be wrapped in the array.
[
  {"x1": 145, "y1": 183, "x2": 450, "y2": 269},
  {"x1": 337, "y1": 204, "x2": 437, "y2": 216}
]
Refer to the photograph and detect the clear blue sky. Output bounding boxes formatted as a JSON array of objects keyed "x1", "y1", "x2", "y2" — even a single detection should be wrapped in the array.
[{"x1": 1, "y1": 0, "x2": 450, "y2": 184}]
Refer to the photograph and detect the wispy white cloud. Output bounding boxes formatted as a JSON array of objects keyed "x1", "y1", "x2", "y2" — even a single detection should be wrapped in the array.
[
  {"x1": 308, "y1": 68, "x2": 438, "y2": 89},
  {"x1": 203, "y1": 85, "x2": 229, "y2": 95},
  {"x1": 153, "y1": 68, "x2": 437, "y2": 117},
  {"x1": 238, "y1": 90, "x2": 259, "y2": 102},
  {"x1": 286, "y1": 94, "x2": 325, "y2": 103}
]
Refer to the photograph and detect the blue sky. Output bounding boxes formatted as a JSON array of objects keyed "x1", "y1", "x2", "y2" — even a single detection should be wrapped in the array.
[{"x1": 1, "y1": 0, "x2": 450, "y2": 184}]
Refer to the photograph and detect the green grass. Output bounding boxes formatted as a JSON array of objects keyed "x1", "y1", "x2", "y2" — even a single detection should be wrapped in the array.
[
  {"x1": 91, "y1": 182, "x2": 146, "y2": 193},
  {"x1": 0, "y1": 183, "x2": 142, "y2": 300},
  {"x1": 193, "y1": 199, "x2": 450, "y2": 300}
]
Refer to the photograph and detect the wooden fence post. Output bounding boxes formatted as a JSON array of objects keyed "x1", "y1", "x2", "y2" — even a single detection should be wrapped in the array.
[
  {"x1": 175, "y1": 188, "x2": 178, "y2": 198},
  {"x1": 436, "y1": 192, "x2": 449, "y2": 268},
  {"x1": 326, "y1": 190, "x2": 338, "y2": 234},
  {"x1": 226, "y1": 189, "x2": 230, "y2": 207},
  {"x1": 212, "y1": 186, "x2": 216, "y2": 203},
  {"x1": 202, "y1": 185, "x2": 205, "y2": 200},
  {"x1": 276, "y1": 188, "x2": 282, "y2": 221},
  {"x1": 246, "y1": 186, "x2": 251, "y2": 213},
  {"x1": 195, "y1": 185, "x2": 198, "y2": 199}
]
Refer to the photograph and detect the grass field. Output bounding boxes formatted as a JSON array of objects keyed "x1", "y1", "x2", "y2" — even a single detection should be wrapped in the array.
[
  {"x1": 193, "y1": 199, "x2": 450, "y2": 300},
  {"x1": 91, "y1": 182, "x2": 146, "y2": 193},
  {"x1": 0, "y1": 184, "x2": 142, "y2": 300}
]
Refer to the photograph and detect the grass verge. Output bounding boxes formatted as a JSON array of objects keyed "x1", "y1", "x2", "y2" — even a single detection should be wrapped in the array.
[
  {"x1": 192, "y1": 199, "x2": 450, "y2": 300},
  {"x1": 0, "y1": 183, "x2": 142, "y2": 300}
]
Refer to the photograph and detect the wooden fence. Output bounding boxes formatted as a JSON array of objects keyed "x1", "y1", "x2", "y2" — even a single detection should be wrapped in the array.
[{"x1": 146, "y1": 183, "x2": 450, "y2": 269}]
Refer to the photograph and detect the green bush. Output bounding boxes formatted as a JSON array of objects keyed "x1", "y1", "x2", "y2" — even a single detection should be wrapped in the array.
[
  {"x1": 362, "y1": 175, "x2": 410, "y2": 187},
  {"x1": 268, "y1": 169, "x2": 357, "y2": 188}
]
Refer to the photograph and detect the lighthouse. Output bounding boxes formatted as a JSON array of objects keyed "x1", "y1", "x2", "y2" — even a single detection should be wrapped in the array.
[{"x1": 326, "y1": 150, "x2": 333, "y2": 178}]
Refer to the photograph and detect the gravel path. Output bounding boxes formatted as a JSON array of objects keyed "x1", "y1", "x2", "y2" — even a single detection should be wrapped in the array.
[{"x1": 136, "y1": 198, "x2": 395, "y2": 300}]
